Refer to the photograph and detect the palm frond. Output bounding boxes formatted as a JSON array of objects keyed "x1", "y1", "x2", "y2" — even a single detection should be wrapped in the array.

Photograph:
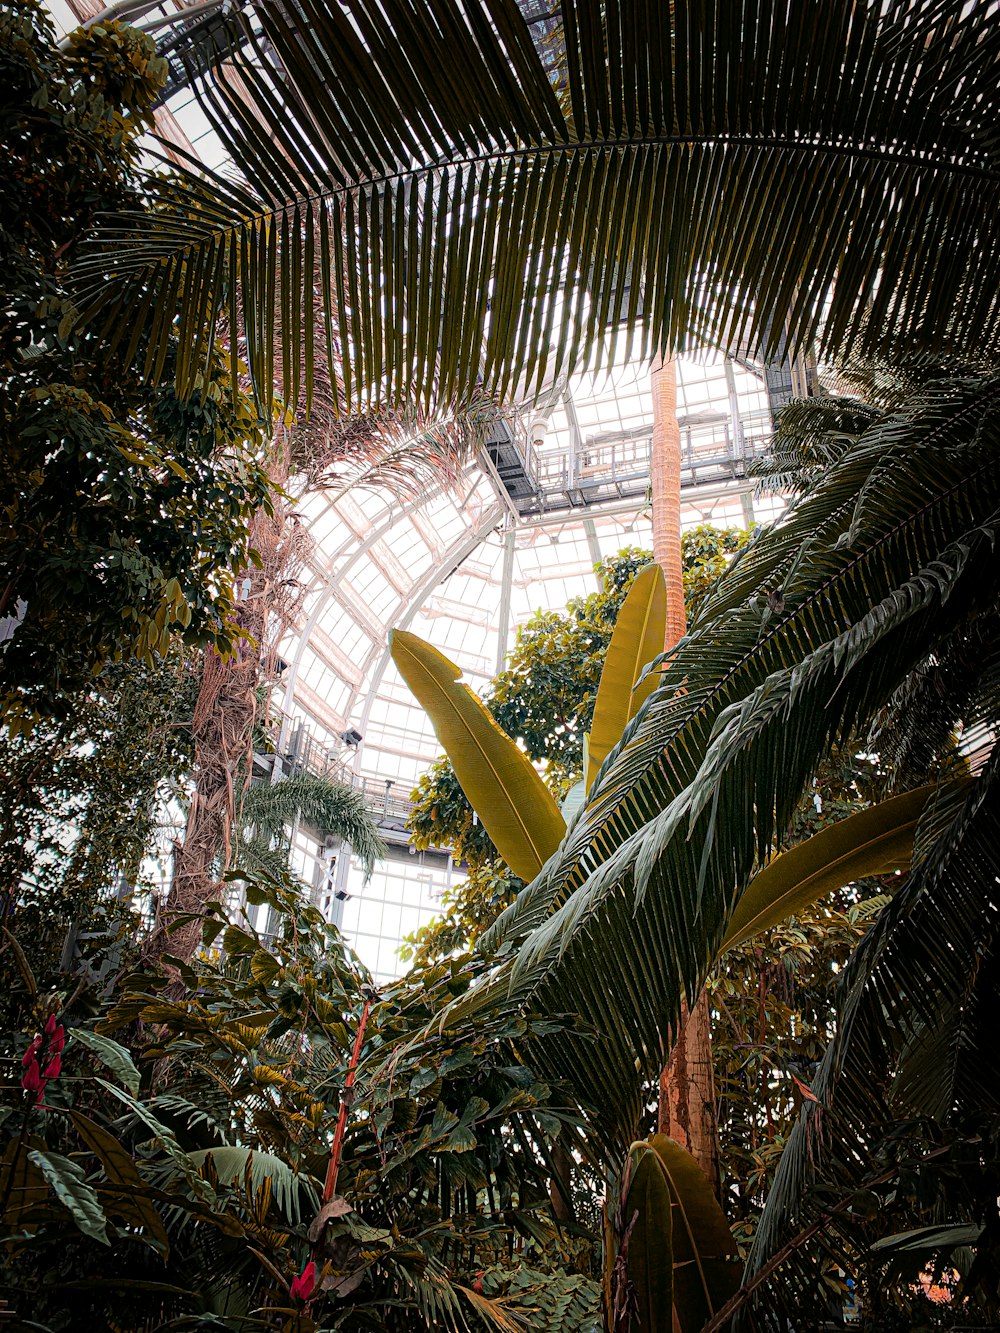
[
  {"x1": 73, "y1": 0, "x2": 1000, "y2": 414},
  {"x1": 444, "y1": 377, "x2": 1000, "y2": 1160},
  {"x1": 736, "y1": 752, "x2": 1000, "y2": 1327},
  {"x1": 867, "y1": 604, "x2": 1000, "y2": 787},
  {"x1": 239, "y1": 773, "x2": 386, "y2": 875},
  {"x1": 187, "y1": 1145, "x2": 320, "y2": 1227},
  {"x1": 231, "y1": 836, "x2": 292, "y2": 883},
  {"x1": 291, "y1": 400, "x2": 488, "y2": 500}
]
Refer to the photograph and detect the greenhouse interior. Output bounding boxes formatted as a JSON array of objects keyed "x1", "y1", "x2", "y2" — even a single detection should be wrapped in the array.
[{"x1": 3, "y1": 1, "x2": 999, "y2": 1330}]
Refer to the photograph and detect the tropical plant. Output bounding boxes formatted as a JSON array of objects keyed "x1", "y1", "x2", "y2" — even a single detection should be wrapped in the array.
[
  {"x1": 404, "y1": 536, "x2": 748, "y2": 967},
  {"x1": 610, "y1": 1134, "x2": 740, "y2": 1333},
  {"x1": 52, "y1": 0, "x2": 1000, "y2": 1322},
  {"x1": 392, "y1": 562, "x2": 669, "y2": 888},
  {"x1": 233, "y1": 771, "x2": 386, "y2": 885},
  {"x1": 0, "y1": 872, "x2": 603, "y2": 1331},
  {"x1": 434, "y1": 379, "x2": 1000, "y2": 1326},
  {"x1": 75, "y1": 0, "x2": 1000, "y2": 420},
  {"x1": 392, "y1": 549, "x2": 964, "y2": 1326}
]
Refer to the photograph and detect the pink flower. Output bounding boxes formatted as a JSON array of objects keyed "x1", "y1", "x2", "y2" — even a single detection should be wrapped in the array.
[
  {"x1": 43, "y1": 1054, "x2": 61, "y2": 1080},
  {"x1": 289, "y1": 1260, "x2": 316, "y2": 1302},
  {"x1": 48, "y1": 1026, "x2": 65, "y2": 1055},
  {"x1": 44, "y1": 1013, "x2": 58, "y2": 1037},
  {"x1": 21, "y1": 1036, "x2": 41, "y2": 1067}
]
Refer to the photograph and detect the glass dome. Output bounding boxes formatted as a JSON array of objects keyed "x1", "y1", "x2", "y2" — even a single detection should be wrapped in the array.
[
  {"x1": 273, "y1": 352, "x2": 787, "y2": 979},
  {"x1": 47, "y1": 0, "x2": 792, "y2": 979}
]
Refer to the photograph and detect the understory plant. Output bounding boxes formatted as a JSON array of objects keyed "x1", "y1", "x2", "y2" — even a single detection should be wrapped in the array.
[{"x1": 1, "y1": 873, "x2": 602, "y2": 1331}]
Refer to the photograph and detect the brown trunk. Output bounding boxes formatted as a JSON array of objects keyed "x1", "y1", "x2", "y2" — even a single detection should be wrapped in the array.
[
  {"x1": 549, "y1": 1142, "x2": 575, "y2": 1224},
  {"x1": 650, "y1": 356, "x2": 686, "y2": 647},
  {"x1": 144, "y1": 442, "x2": 305, "y2": 968},
  {"x1": 649, "y1": 356, "x2": 720, "y2": 1193}
]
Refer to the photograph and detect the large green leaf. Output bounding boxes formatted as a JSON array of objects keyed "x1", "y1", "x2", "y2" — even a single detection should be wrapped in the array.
[
  {"x1": 718, "y1": 781, "x2": 964, "y2": 954},
  {"x1": 645, "y1": 1135, "x2": 740, "y2": 1333},
  {"x1": 453, "y1": 380, "x2": 1000, "y2": 1162},
  {"x1": 621, "y1": 1135, "x2": 739, "y2": 1333},
  {"x1": 586, "y1": 563, "x2": 666, "y2": 790},
  {"x1": 390, "y1": 629, "x2": 565, "y2": 881},
  {"x1": 29, "y1": 1147, "x2": 109, "y2": 1245},
  {"x1": 75, "y1": 1, "x2": 1000, "y2": 413},
  {"x1": 621, "y1": 1140, "x2": 674, "y2": 1332},
  {"x1": 238, "y1": 772, "x2": 385, "y2": 877},
  {"x1": 68, "y1": 1109, "x2": 170, "y2": 1253},
  {"x1": 870, "y1": 1223, "x2": 984, "y2": 1256},
  {"x1": 71, "y1": 1028, "x2": 141, "y2": 1096}
]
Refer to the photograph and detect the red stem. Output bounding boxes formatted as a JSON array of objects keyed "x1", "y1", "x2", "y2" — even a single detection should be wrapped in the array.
[{"x1": 322, "y1": 998, "x2": 370, "y2": 1203}]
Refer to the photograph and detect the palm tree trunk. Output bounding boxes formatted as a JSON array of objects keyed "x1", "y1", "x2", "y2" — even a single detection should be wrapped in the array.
[{"x1": 649, "y1": 355, "x2": 720, "y2": 1193}]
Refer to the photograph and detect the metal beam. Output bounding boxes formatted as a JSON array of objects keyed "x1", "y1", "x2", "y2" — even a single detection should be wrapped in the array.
[
  {"x1": 349, "y1": 508, "x2": 506, "y2": 775},
  {"x1": 494, "y1": 524, "x2": 517, "y2": 675}
]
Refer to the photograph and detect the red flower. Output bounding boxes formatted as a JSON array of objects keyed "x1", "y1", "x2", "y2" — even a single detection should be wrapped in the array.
[
  {"x1": 20, "y1": 1014, "x2": 64, "y2": 1104},
  {"x1": 289, "y1": 1260, "x2": 316, "y2": 1302},
  {"x1": 21, "y1": 1059, "x2": 43, "y2": 1102}
]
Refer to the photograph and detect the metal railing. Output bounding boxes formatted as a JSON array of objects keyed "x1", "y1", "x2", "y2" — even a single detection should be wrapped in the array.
[
  {"x1": 258, "y1": 713, "x2": 416, "y2": 826},
  {"x1": 508, "y1": 411, "x2": 773, "y2": 516}
]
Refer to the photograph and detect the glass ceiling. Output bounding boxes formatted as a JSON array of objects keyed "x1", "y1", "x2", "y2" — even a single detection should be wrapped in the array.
[
  {"x1": 271, "y1": 353, "x2": 788, "y2": 981},
  {"x1": 48, "y1": 0, "x2": 791, "y2": 979},
  {"x1": 277, "y1": 353, "x2": 783, "y2": 798}
]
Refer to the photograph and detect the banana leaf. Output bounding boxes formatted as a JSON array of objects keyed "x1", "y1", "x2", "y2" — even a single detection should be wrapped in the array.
[
  {"x1": 390, "y1": 629, "x2": 565, "y2": 880},
  {"x1": 587, "y1": 564, "x2": 666, "y2": 789},
  {"x1": 644, "y1": 1135, "x2": 740, "y2": 1333},
  {"x1": 718, "y1": 782, "x2": 964, "y2": 954},
  {"x1": 621, "y1": 1140, "x2": 674, "y2": 1333}
]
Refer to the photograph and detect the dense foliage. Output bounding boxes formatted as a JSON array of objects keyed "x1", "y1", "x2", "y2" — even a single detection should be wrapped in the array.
[
  {"x1": 4, "y1": 1, "x2": 1000, "y2": 1329},
  {"x1": 0, "y1": 650, "x2": 199, "y2": 982},
  {"x1": 0, "y1": 876, "x2": 602, "y2": 1330},
  {"x1": 0, "y1": 0, "x2": 270, "y2": 726}
]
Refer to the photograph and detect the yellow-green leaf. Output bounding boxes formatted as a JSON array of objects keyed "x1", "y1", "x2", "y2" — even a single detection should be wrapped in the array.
[
  {"x1": 390, "y1": 629, "x2": 565, "y2": 881},
  {"x1": 719, "y1": 781, "x2": 968, "y2": 955},
  {"x1": 587, "y1": 564, "x2": 665, "y2": 788}
]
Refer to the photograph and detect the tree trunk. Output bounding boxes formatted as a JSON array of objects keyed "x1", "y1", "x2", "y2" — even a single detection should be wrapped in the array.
[
  {"x1": 143, "y1": 443, "x2": 303, "y2": 968},
  {"x1": 649, "y1": 355, "x2": 720, "y2": 1193}
]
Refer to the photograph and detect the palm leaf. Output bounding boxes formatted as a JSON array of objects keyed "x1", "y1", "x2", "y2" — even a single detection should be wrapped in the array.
[
  {"x1": 586, "y1": 562, "x2": 665, "y2": 790},
  {"x1": 737, "y1": 753, "x2": 1000, "y2": 1328},
  {"x1": 74, "y1": 1, "x2": 1000, "y2": 413},
  {"x1": 442, "y1": 377, "x2": 1000, "y2": 1160},
  {"x1": 186, "y1": 1146, "x2": 319, "y2": 1227},
  {"x1": 239, "y1": 772, "x2": 385, "y2": 876},
  {"x1": 390, "y1": 629, "x2": 565, "y2": 881}
]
